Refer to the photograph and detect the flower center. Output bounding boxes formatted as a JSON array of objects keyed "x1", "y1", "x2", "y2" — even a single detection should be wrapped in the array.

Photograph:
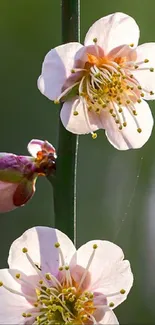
[
  {"x1": 34, "y1": 282, "x2": 95, "y2": 324},
  {"x1": 55, "y1": 42, "x2": 154, "y2": 138},
  {"x1": 79, "y1": 51, "x2": 153, "y2": 133},
  {"x1": 34, "y1": 145, "x2": 56, "y2": 177}
]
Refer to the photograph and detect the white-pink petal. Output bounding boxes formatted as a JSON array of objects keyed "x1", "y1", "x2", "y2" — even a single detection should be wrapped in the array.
[
  {"x1": 27, "y1": 139, "x2": 55, "y2": 158},
  {"x1": 133, "y1": 43, "x2": 155, "y2": 100},
  {"x1": 8, "y1": 227, "x2": 76, "y2": 277},
  {"x1": 60, "y1": 98, "x2": 101, "y2": 134},
  {"x1": 38, "y1": 42, "x2": 83, "y2": 100},
  {"x1": 95, "y1": 260, "x2": 133, "y2": 308},
  {"x1": 0, "y1": 181, "x2": 18, "y2": 213},
  {"x1": 99, "y1": 307, "x2": 119, "y2": 324},
  {"x1": 70, "y1": 240, "x2": 124, "y2": 291},
  {"x1": 84, "y1": 12, "x2": 140, "y2": 55},
  {"x1": 0, "y1": 269, "x2": 33, "y2": 324},
  {"x1": 103, "y1": 100, "x2": 153, "y2": 150},
  {"x1": 27, "y1": 139, "x2": 45, "y2": 157}
]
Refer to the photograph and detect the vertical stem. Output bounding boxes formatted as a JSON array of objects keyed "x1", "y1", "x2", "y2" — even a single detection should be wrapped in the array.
[{"x1": 53, "y1": 0, "x2": 80, "y2": 244}]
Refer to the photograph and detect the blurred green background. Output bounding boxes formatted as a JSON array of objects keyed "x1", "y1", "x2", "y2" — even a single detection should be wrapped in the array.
[{"x1": 0, "y1": 0, "x2": 155, "y2": 323}]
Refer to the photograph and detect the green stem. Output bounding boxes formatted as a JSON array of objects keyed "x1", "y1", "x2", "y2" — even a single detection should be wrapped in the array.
[{"x1": 53, "y1": 0, "x2": 80, "y2": 244}]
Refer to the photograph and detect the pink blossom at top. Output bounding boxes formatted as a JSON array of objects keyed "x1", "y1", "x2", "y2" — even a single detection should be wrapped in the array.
[
  {"x1": 0, "y1": 226, "x2": 133, "y2": 324},
  {"x1": 38, "y1": 12, "x2": 155, "y2": 150},
  {"x1": 0, "y1": 140, "x2": 56, "y2": 213}
]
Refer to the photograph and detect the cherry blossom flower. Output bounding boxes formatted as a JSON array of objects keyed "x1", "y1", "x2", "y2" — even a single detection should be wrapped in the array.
[
  {"x1": 0, "y1": 140, "x2": 56, "y2": 212},
  {"x1": 38, "y1": 12, "x2": 155, "y2": 150},
  {"x1": 0, "y1": 226, "x2": 133, "y2": 324}
]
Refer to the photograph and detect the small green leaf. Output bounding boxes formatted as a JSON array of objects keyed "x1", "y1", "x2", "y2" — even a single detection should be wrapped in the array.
[{"x1": 61, "y1": 83, "x2": 79, "y2": 102}]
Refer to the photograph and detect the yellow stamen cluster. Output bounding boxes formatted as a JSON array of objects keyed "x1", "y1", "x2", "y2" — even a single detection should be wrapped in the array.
[
  {"x1": 22, "y1": 277, "x2": 95, "y2": 325},
  {"x1": 77, "y1": 55, "x2": 153, "y2": 133},
  {"x1": 54, "y1": 41, "x2": 154, "y2": 136},
  {"x1": 0, "y1": 243, "x2": 127, "y2": 325},
  {"x1": 20, "y1": 244, "x2": 99, "y2": 324}
]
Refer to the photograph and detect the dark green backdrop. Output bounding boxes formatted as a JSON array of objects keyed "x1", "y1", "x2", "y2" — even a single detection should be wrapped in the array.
[{"x1": 0, "y1": 1, "x2": 155, "y2": 323}]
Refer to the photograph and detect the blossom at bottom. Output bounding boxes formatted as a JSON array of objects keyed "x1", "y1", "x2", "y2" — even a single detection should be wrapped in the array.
[{"x1": 0, "y1": 227, "x2": 133, "y2": 324}]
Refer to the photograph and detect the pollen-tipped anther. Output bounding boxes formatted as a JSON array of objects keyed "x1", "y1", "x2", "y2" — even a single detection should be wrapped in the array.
[
  {"x1": 22, "y1": 247, "x2": 28, "y2": 253},
  {"x1": 91, "y1": 133, "x2": 97, "y2": 139}
]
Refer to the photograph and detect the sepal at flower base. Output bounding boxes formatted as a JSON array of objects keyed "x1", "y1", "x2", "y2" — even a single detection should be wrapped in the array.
[
  {"x1": 13, "y1": 178, "x2": 36, "y2": 207},
  {"x1": 60, "y1": 83, "x2": 79, "y2": 103}
]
